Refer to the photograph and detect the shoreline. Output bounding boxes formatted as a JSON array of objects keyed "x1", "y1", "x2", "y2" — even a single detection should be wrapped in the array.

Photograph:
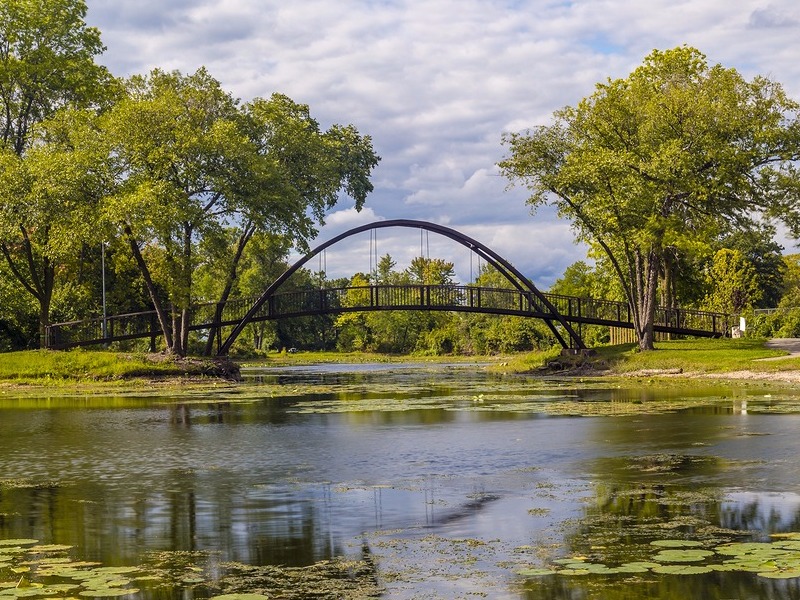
[{"x1": 2, "y1": 339, "x2": 800, "y2": 397}]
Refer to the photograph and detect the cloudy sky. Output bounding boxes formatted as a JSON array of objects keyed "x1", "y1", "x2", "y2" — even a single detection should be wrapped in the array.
[{"x1": 84, "y1": 0, "x2": 800, "y2": 287}]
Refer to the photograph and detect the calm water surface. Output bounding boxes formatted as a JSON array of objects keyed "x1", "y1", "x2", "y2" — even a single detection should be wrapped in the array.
[{"x1": 2, "y1": 364, "x2": 800, "y2": 598}]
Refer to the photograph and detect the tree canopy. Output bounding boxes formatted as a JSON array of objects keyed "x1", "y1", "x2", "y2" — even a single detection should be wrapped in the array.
[
  {"x1": 100, "y1": 69, "x2": 379, "y2": 355},
  {"x1": 500, "y1": 46, "x2": 800, "y2": 350},
  {"x1": 0, "y1": 0, "x2": 114, "y2": 343}
]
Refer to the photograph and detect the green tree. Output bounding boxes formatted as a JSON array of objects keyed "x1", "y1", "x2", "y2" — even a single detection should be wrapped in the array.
[
  {"x1": 779, "y1": 254, "x2": 800, "y2": 308},
  {"x1": 0, "y1": 110, "x2": 110, "y2": 344},
  {"x1": 406, "y1": 256, "x2": 455, "y2": 285},
  {"x1": 702, "y1": 248, "x2": 761, "y2": 314},
  {"x1": 335, "y1": 273, "x2": 373, "y2": 351},
  {"x1": 500, "y1": 46, "x2": 800, "y2": 350},
  {"x1": 195, "y1": 229, "x2": 292, "y2": 353},
  {"x1": 0, "y1": 0, "x2": 114, "y2": 346},
  {"x1": 719, "y1": 224, "x2": 785, "y2": 309},
  {"x1": 102, "y1": 71, "x2": 378, "y2": 356},
  {"x1": 199, "y1": 93, "x2": 379, "y2": 354}
]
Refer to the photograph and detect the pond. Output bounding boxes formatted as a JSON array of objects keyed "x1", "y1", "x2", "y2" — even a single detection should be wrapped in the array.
[{"x1": 2, "y1": 363, "x2": 800, "y2": 598}]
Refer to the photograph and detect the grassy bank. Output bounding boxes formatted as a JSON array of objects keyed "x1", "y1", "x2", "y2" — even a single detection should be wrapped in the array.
[
  {"x1": 0, "y1": 350, "x2": 232, "y2": 385},
  {"x1": 0, "y1": 338, "x2": 797, "y2": 389},
  {"x1": 498, "y1": 337, "x2": 800, "y2": 376}
]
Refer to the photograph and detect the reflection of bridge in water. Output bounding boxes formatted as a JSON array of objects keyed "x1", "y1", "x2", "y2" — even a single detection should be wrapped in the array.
[{"x1": 44, "y1": 219, "x2": 732, "y2": 353}]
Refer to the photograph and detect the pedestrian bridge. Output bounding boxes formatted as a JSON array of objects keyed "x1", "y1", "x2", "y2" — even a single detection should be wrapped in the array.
[{"x1": 44, "y1": 220, "x2": 732, "y2": 353}]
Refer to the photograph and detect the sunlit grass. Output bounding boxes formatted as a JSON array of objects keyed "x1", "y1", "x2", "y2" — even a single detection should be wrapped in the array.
[
  {"x1": 0, "y1": 349, "x2": 194, "y2": 382},
  {"x1": 1, "y1": 337, "x2": 796, "y2": 387},
  {"x1": 595, "y1": 338, "x2": 797, "y2": 373},
  {"x1": 241, "y1": 350, "x2": 491, "y2": 366}
]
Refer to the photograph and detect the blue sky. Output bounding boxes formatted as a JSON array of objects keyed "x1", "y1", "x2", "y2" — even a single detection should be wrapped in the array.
[{"x1": 84, "y1": 0, "x2": 800, "y2": 286}]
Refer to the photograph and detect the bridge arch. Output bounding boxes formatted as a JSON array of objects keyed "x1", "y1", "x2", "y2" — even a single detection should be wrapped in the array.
[{"x1": 217, "y1": 219, "x2": 584, "y2": 355}]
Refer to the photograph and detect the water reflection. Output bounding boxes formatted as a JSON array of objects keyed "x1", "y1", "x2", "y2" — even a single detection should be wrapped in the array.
[{"x1": 2, "y1": 366, "x2": 800, "y2": 598}]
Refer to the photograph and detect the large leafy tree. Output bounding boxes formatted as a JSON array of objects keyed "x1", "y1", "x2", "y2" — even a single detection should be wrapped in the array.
[
  {"x1": 199, "y1": 93, "x2": 379, "y2": 355},
  {"x1": 102, "y1": 69, "x2": 379, "y2": 356},
  {"x1": 0, "y1": 0, "x2": 114, "y2": 345},
  {"x1": 500, "y1": 46, "x2": 800, "y2": 350},
  {"x1": 702, "y1": 248, "x2": 761, "y2": 315},
  {"x1": 0, "y1": 110, "x2": 110, "y2": 344}
]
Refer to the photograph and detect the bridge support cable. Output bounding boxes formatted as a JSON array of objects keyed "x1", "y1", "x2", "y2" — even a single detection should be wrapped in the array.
[{"x1": 215, "y1": 219, "x2": 586, "y2": 355}]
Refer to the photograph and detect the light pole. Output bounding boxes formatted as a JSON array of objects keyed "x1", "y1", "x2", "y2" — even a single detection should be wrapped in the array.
[{"x1": 101, "y1": 242, "x2": 108, "y2": 341}]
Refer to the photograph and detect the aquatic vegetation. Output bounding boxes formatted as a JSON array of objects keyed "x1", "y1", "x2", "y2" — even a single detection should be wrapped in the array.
[
  {"x1": 519, "y1": 536, "x2": 800, "y2": 581},
  {"x1": 0, "y1": 535, "x2": 382, "y2": 599}
]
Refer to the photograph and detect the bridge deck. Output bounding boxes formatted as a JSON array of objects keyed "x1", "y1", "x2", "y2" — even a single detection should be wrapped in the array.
[{"x1": 45, "y1": 284, "x2": 732, "y2": 351}]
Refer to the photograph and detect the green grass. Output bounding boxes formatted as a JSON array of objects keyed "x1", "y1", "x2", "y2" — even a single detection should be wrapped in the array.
[
  {"x1": 240, "y1": 350, "x2": 492, "y2": 367},
  {"x1": 1, "y1": 338, "x2": 796, "y2": 388},
  {"x1": 0, "y1": 349, "x2": 200, "y2": 383},
  {"x1": 594, "y1": 338, "x2": 799, "y2": 374}
]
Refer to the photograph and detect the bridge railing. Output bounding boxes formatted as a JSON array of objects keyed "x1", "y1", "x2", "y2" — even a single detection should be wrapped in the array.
[
  {"x1": 46, "y1": 310, "x2": 160, "y2": 349},
  {"x1": 544, "y1": 294, "x2": 631, "y2": 323},
  {"x1": 45, "y1": 284, "x2": 733, "y2": 349}
]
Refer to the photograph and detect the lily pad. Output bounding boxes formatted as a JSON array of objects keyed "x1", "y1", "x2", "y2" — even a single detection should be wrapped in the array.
[
  {"x1": 79, "y1": 588, "x2": 139, "y2": 597},
  {"x1": 759, "y1": 569, "x2": 800, "y2": 579},
  {"x1": 209, "y1": 595, "x2": 272, "y2": 600},
  {"x1": 518, "y1": 568, "x2": 557, "y2": 576},
  {"x1": 91, "y1": 567, "x2": 139, "y2": 575},
  {"x1": 0, "y1": 541, "x2": 37, "y2": 547},
  {"x1": 558, "y1": 569, "x2": 591, "y2": 576},
  {"x1": 0, "y1": 589, "x2": 47, "y2": 598},
  {"x1": 652, "y1": 564, "x2": 713, "y2": 575},
  {"x1": 653, "y1": 549, "x2": 714, "y2": 563},
  {"x1": 650, "y1": 539, "x2": 705, "y2": 548},
  {"x1": 29, "y1": 544, "x2": 73, "y2": 553}
]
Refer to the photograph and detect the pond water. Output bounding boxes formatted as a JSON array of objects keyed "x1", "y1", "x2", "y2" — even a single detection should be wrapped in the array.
[{"x1": 3, "y1": 364, "x2": 800, "y2": 598}]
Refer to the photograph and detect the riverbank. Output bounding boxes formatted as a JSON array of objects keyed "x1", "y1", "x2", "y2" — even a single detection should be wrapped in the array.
[
  {"x1": 2, "y1": 339, "x2": 799, "y2": 396},
  {"x1": 523, "y1": 338, "x2": 800, "y2": 383},
  {"x1": 0, "y1": 350, "x2": 241, "y2": 388}
]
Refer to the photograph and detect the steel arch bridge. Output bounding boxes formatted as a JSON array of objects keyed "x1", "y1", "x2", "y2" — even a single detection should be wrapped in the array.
[
  {"x1": 44, "y1": 220, "x2": 733, "y2": 353},
  {"x1": 216, "y1": 219, "x2": 586, "y2": 354}
]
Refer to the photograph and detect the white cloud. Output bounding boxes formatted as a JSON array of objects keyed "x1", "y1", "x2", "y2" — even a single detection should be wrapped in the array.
[{"x1": 84, "y1": 0, "x2": 800, "y2": 284}]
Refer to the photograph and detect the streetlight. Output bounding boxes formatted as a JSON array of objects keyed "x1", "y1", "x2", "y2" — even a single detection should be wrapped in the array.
[{"x1": 101, "y1": 242, "x2": 107, "y2": 340}]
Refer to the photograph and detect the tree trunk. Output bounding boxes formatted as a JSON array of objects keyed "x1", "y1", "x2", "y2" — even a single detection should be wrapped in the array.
[
  {"x1": 203, "y1": 224, "x2": 254, "y2": 356},
  {"x1": 1, "y1": 228, "x2": 55, "y2": 349},
  {"x1": 123, "y1": 224, "x2": 174, "y2": 352},
  {"x1": 631, "y1": 249, "x2": 660, "y2": 351}
]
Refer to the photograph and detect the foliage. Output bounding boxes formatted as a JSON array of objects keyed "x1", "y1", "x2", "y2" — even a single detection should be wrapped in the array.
[
  {"x1": 0, "y1": 350, "x2": 202, "y2": 381},
  {"x1": 702, "y1": 248, "x2": 762, "y2": 314},
  {"x1": 0, "y1": 0, "x2": 115, "y2": 344},
  {"x1": 745, "y1": 306, "x2": 800, "y2": 339},
  {"x1": 0, "y1": 0, "x2": 114, "y2": 155},
  {"x1": 719, "y1": 224, "x2": 786, "y2": 309},
  {"x1": 591, "y1": 337, "x2": 794, "y2": 374},
  {"x1": 100, "y1": 70, "x2": 379, "y2": 356},
  {"x1": 778, "y1": 254, "x2": 800, "y2": 308},
  {"x1": 500, "y1": 46, "x2": 800, "y2": 350},
  {"x1": 0, "y1": 110, "x2": 111, "y2": 342}
]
